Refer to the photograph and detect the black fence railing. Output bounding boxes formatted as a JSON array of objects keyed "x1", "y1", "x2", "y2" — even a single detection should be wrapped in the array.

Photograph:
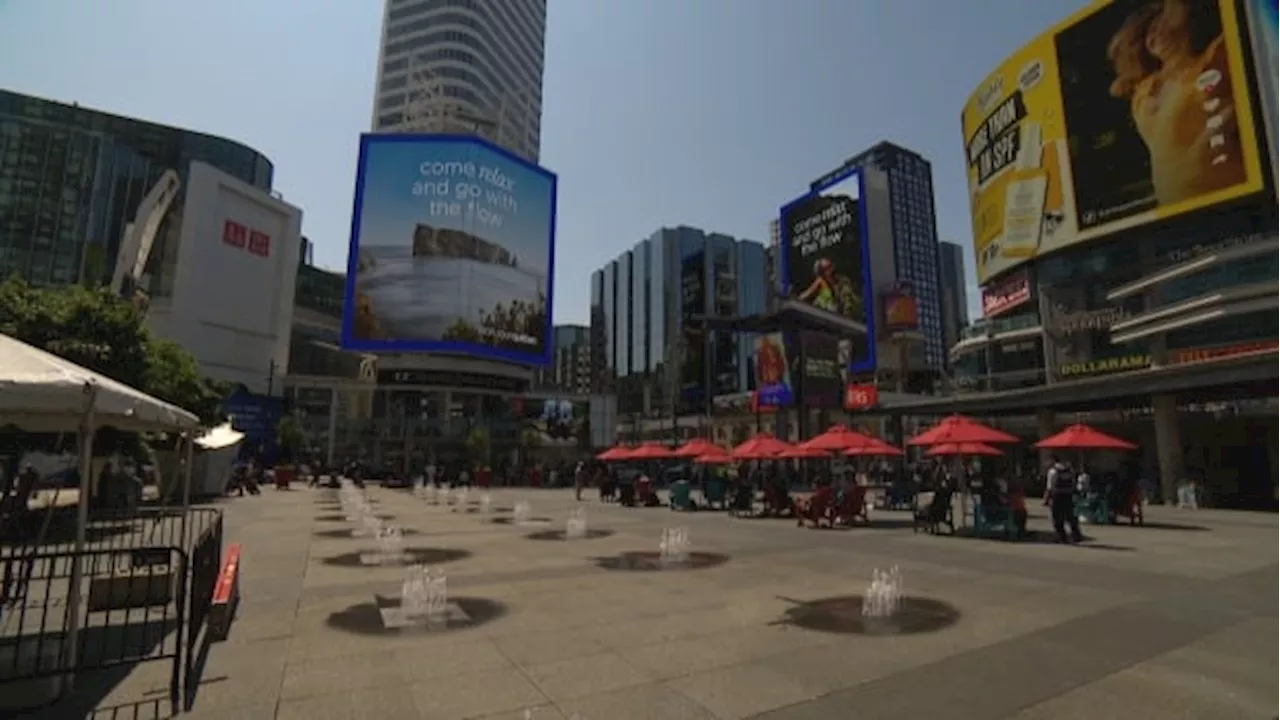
[
  {"x1": 0, "y1": 547, "x2": 188, "y2": 714},
  {"x1": 0, "y1": 506, "x2": 223, "y2": 716}
]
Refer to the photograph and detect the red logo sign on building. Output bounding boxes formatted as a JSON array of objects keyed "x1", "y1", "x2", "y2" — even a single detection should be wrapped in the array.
[
  {"x1": 843, "y1": 383, "x2": 879, "y2": 411},
  {"x1": 982, "y1": 269, "x2": 1032, "y2": 317},
  {"x1": 222, "y1": 220, "x2": 247, "y2": 249},
  {"x1": 247, "y1": 230, "x2": 271, "y2": 257}
]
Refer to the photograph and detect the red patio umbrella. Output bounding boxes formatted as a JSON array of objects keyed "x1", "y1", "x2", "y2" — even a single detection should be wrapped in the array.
[
  {"x1": 673, "y1": 437, "x2": 724, "y2": 458},
  {"x1": 731, "y1": 432, "x2": 792, "y2": 459},
  {"x1": 627, "y1": 442, "x2": 677, "y2": 460},
  {"x1": 799, "y1": 424, "x2": 876, "y2": 452},
  {"x1": 907, "y1": 415, "x2": 1019, "y2": 446},
  {"x1": 925, "y1": 441, "x2": 1004, "y2": 457},
  {"x1": 777, "y1": 446, "x2": 831, "y2": 460},
  {"x1": 1034, "y1": 424, "x2": 1138, "y2": 451},
  {"x1": 693, "y1": 451, "x2": 735, "y2": 465},
  {"x1": 843, "y1": 438, "x2": 905, "y2": 457},
  {"x1": 595, "y1": 445, "x2": 633, "y2": 461}
]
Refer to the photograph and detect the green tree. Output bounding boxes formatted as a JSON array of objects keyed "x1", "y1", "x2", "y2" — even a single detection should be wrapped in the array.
[
  {"x1": 276, "y1": 414, "x2": 305, "y2": 465},
  {"x1": 0, "y1": 276, "x2": 224, "y2": 424},
  {"x1": 465, "y1": 425, "x2": 491, "y2": 466}
]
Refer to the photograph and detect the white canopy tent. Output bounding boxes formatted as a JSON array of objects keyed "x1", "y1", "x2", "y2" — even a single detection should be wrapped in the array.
[
  {"x1": 0, "y1": 332, "x2": 201, "y2": 687},
  {"x1": 0, "y1": 333, "x2": 199, "y2": 433}
]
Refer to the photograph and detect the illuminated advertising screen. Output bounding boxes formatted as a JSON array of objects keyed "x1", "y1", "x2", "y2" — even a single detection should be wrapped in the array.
[
  {"x1": 753, "y1": 332, "x2": 793, "y2": 407},
  {"x1": 1243, "y1": 0, "x2": 1278, "y2": 181},
  {"x1": 779, "y1": 167, "x2": 876, "y2": 375},
  {"x1": 962, "y1": 0, "x2": 1265, "y2": 285},
  {"x1": 341, "y1": 134, "x2": 557, "y2": 364}
]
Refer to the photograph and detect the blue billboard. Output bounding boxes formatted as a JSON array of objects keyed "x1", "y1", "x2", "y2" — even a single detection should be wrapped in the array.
[
  {"x1": 779, "y1": 167, "x2": 876, "y2": 377},
  {"x1": 342, "y1": 134, "x2": 558, "y2": 365}
]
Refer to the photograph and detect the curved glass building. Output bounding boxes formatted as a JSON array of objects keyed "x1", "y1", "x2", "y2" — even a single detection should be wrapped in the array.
[
  {"x1": 0, "y1": 89, "x2": 273, "y2": 289},
  {"x1": 907, "y1": 0, "x2": 1279, "y2": 510}
]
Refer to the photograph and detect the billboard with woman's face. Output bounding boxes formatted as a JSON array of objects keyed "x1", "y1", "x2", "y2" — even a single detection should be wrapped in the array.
[{"x1": 962, "y1": 0, "x2": 1265, "y2": 285}]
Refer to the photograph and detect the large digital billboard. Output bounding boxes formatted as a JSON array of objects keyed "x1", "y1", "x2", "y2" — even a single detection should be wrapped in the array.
[
  {"x1": 342, "y1": 134, "x2": 557, "y2": 364},
  {"x1": 963, "y1": 0, "x2": 1266, "y2": 285},
  {"x1": 1243, "y1": 0, "x2": 1278, "y2": 183},
  {"x1": 779, "y1": 167, "x2": 876, "y2": 376}
]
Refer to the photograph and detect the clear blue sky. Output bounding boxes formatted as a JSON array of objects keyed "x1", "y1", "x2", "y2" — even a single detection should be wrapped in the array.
[{"x1": 0, "y1": 0, "x2": 1081, "y2": 325}]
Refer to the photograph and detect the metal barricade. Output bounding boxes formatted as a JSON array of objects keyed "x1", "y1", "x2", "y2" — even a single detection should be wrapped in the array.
[
  {"x1": 0, "y1": 505, "x2": 223, "y2": 715},
  {"x1": 0, "y1": 546, "x2": 188, "y2": 715}
]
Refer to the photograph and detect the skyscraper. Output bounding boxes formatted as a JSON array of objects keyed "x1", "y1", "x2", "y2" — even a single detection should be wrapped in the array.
[
  {"x1": 589, "y1": 227, "x2": 767, "y2": 415},
  {"x1": 812, "y1": 141, "x2": 946, "y2": 369},
  {"x1": 937, "y1": 241, "x2": 970, "y2": 357},
  {"x1": 370, "y1": 1, "x2": 547, "y2": 161}
]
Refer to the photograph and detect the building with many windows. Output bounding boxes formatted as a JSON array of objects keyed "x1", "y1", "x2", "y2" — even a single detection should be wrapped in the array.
[
  {"x1": 810, "y1": 141, "x2": 946, "y2": 369},
  {"x1": 371, "y1": 0, "x2": 546, "y2": 162},
  {"x1": 589, "y1": 227, "x2": 767, "y2": 417},
  {"x1": 533, "y1": 324, "x2": 592, "y2": 394},
  {"x1": 0, "y1": 89, "x2": 273, "y2": 289},
  {"x1": 937, "y1": 240, "x2": 970, "y2": 359}
]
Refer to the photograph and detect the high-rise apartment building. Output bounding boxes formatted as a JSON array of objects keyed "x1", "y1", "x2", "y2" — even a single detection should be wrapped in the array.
[
  {"x1": 937, "y1": 241, "x2": 970, "y2": 357},
  {"x1": 370, "y1": 0, "x2": 547, "y2": 161},
  {"x1": 533, "y1": 324, "x2": 592, "y2": 394},
  {"x1": 812, "y1": 141, "x2": 946, "y2": 369},
  {"x1": 589, "y1": 227, "x2": 767, "y2": 414}
]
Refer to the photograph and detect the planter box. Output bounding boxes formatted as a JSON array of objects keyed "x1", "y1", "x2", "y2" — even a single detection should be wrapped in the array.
[{"x1": 87, "y1": 566, "x2": 175, "y2": 611}]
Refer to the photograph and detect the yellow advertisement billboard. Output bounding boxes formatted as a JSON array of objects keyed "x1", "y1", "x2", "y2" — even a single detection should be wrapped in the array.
[{"x1": 963, "y1": 0, "x2": 1266, "y2": 285}]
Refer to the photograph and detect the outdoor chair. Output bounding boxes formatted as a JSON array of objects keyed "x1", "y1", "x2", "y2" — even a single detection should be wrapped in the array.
[
  {"x1": 832, "y1": 485, "x2": 869, "y2": 526},
  {"x1": 669, "y1": 480, "x2": 694, "y2": 511},
  {"x1": 728, "y1": 484, "x2": 754, "y2": 517},
  {"x1": 796, "y1": 486, "x2": 835, "y2": 528},
  {"x1": 703, "y1": 478, "x2": 728, "y2": 510},
  {"x1": 913, "y1": 488, "x2": 954, "y2": 535}
]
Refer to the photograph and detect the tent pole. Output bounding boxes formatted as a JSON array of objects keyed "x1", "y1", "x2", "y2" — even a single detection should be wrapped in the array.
[
  {"x1": 180, "y1": 433, "x2": 194, "y2": 550},
  {"x1": 62, "y1": 382, "x2": 98, "y2": 692}
]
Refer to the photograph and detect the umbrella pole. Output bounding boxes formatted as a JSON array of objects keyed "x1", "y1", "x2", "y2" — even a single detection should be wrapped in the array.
[
  {"x1": 958, "y1": 454, "x2": 970, "y2": 529},
  {"x1": 62, "y1": 384, "x2": 98, "y2": 693}
]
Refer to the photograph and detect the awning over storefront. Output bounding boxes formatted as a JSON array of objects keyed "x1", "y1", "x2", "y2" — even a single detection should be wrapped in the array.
[
  {"x1": 1106, "y1": 237, "x2": 1279, "y2": 301},
  {"x1": 883, "y1": 350, "x2": 1277, "y2": 416}
]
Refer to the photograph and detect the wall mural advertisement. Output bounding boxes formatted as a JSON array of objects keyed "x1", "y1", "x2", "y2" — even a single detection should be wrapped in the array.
[
  {"x1": 963, "y1": 0, "x2": 1265, "y2": 285},
  {"x1": 788, "y1": 331, "x2": 846, "y2": 409},
  {"x1": 342, "y1": 134, "x2": 557, "y2": 364},
  {"x1": 753, "y1": 332, "x2": 793, "y2": 407},
  {"x1": 779, "y1": 166, "x2": 876, "y2": 375},
  {"x1": 881, "y1": 282, "x2": 920, "y2": 334},
  {"x1": 680, "y1": 249, "x2": 708, "y2": 414}
]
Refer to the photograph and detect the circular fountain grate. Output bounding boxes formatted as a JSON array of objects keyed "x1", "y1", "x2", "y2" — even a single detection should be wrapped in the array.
[
  {"x1": 780, "y1": 595, "x2": 960, "y2": 635},
  {"x1": 488, "y1": 516, "x2": 553, "y2": 526},
  {"x1": 592, "y1": 551, "x2": 730, "y2": 571},
  {"x1": 326, "y1": 596, "x2": 506, "y2": 636},
  {"x1": 320, "y1": 547, "x2": 471, "y2": 568},
  {"x1": 314, "y1": 514, "x2": 395, "y2": 523},
  {"x1": 313, "y1": 528, "x2": 421, "y2": 540},
  {"x1": 524, "y1": 528, "x2": 616, "y2": 541}
]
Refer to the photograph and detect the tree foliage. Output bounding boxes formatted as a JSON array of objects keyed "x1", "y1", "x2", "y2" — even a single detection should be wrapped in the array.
[
  {"x1": 0, "y1": 276, "x2": 224, "y2": 424},
  {"x1": 276, "y1": 414, "x2": 305, "y2": 465}
]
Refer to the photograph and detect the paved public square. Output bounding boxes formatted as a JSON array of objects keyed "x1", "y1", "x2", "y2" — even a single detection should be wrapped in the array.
[{"x1": 52, "y1": 484, "x2": 1278, "y2": 719}]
